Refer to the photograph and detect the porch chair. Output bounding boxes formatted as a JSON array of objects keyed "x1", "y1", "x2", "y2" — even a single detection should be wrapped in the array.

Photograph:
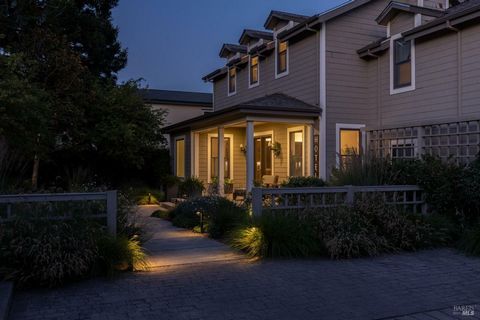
[{"x1": 262, "y1": 175, "x2": 279, "y2": 188}]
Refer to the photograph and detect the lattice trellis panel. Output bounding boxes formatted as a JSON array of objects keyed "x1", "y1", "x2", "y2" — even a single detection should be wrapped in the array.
[{"x1": 368, "y1": 120, "x2": 480, "y2": 163}]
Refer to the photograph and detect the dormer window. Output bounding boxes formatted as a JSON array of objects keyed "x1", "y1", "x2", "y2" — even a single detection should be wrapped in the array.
[
  {"x1": 249, "y1": 56, "x2": 259, "y2": 88},
  {"x1": 228, "y1": 67, "x2": 236, "y2": 96},
  {"x1": 390, "y1": 35, "x2": 415, "y2": 94},
  {"x1": 276, "y1": 40, "x2": 288, "y2": 77}
]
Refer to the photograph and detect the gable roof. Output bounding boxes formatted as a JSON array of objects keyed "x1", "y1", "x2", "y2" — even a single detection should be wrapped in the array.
[
  {"x1": 403, "y1": 0, "x2": 480, "y2": 40},
  {"x1": 139, "y1": 89, "x2": 213, "y2": 106},
  {"x1": 238, "y1": 29, "x2": 274, "y2": 45},
  {"x1": 264, "y1": 10, "x2": 309, "y2": 30},
  {"x1": 163, "y1": 93, "x2": 321, "y2": 133},
  {"x1": 279, "y1": 0, "x2": 373, "y2": 41},
  {"x1": 376, "y1": 1, "x2": 444, "y2": 25},
  {"x1": 219, "y1": 43, "x2": 247, "y2": 58}
]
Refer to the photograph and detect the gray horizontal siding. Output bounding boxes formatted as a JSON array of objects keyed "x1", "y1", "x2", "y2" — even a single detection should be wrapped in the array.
[
  {"x1": 372, "y1": 25, "x2": 480, "y2": 129},
  {"x1": 213, "y1": 33, "x2": 320, "y2": 111},
  {"x1": 325, "y1": 0, "x2": 388, "y2": 174}
]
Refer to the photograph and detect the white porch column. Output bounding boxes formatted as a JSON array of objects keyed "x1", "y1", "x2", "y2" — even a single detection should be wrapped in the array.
[
  {"x1": 217, "y1": 126, "x2": 225, "y2": 196},
  {"x1": 246, "y1": 121, "x2": 254, "y2": 193},
  {"x1": 308, "y1": 125, "x2": 314, "y2": 176}
]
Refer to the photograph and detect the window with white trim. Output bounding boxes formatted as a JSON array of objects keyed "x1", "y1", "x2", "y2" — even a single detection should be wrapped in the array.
[
  {"x1": 276, "y1": 40, "x2": 288, "y2": 77},
  {"x1": 228, "y1": 67, "x2": 236, "y2": 95},
  {"x1": 390, "y1": 34, "x2": 415, "y2": 95},
  {"x1": 249, "y1": 55, "x2": 259, "y2": 87},
  {"x1": 394, "y1": 39, "x2": 412, "y2": 89}
]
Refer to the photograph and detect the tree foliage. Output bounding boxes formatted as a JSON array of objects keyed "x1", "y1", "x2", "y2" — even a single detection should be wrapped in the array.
[{"x1": 0, "y1": 0, "x2": 167, "y2": 188}]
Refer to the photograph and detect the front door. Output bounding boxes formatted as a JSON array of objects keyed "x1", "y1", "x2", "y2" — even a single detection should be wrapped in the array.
[{"x1": 254, "y1": 135, "x2": 273, "y2": 182}]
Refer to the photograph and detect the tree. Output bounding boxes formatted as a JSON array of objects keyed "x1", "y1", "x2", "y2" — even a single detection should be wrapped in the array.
[{"x1": 0, "y1": 0, "x2": 166, "y2": 188}]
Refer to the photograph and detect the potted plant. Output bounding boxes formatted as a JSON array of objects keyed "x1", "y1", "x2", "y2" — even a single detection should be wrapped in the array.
[
  {"x1": 178, "y1": 177, "x2": 205, "y2": 198},
  {"x1": 208, "y1": 176, "x2": 234, "y2": 195}
]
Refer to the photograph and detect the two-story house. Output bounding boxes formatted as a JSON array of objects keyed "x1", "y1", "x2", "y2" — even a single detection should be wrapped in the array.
[{"x1": 164, "y1": 0, "x2": 480, "y2": 195}]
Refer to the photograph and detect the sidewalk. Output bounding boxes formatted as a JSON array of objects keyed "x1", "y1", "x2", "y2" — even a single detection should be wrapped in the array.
[{"x1": 136, "y1": 205, "x2": 246, "y2": 268}]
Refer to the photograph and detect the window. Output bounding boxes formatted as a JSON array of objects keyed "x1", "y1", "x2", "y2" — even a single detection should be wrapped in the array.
[
  {"x1": 339, "y1": 129, "x2": 361, "y2": 166},
  {"x1": 276, "y1": 40, "x2": 288, "y2": 76},
  {"x1": 394, "y1": 39, "x2": 412, "y2": 89},
  {"x1": 175, "y1": 138, "x2": 185, "y2": 178},
  {"x1": 289, "y1": 131, "x2": 303, "y2": 177},
  {"x1": 390, "y1": 138, "x2": 417, "y2": 160},
  {"x1": 254, "y1": 135, "x2": 273, "y2": 181},
  {"x1": 228, "y1": 67, "x2": 236, "y2": 95},
  {"x1": 249, "y1": 56, "x2": 259, "y2": 87},
  {"x1": 210, "y1": 137, "x2": 231, "y2": 180}
]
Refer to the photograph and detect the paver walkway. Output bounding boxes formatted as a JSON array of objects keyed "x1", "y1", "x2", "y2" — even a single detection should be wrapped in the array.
[
  {"x1": 136, "y1": 205, "x2": 245, "y2": 267},
  {"x1": 8, "y1": 207, "x2": 480, "y2": 320},
  {"x1": 9, "y1": 249, "x2": 480, "y2": 320}
]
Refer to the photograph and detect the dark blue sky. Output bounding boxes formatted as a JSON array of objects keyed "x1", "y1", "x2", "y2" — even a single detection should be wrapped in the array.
[{"x1": 112, "y1": 0, "x2": 345, "y2": 93}]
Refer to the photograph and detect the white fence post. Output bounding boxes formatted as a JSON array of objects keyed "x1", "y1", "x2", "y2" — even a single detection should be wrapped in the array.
[
  {"x1": 106, "y1": 190, "x2": 117, "y2": 237},
  {"x1": 252, "y1": 187, "x2": 262, "y2": 217}
]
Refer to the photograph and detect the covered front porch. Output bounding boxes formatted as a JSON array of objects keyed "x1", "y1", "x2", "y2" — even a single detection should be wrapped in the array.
[{"x1": 165, "y1": 94, "x2": 322, "y2": 196}]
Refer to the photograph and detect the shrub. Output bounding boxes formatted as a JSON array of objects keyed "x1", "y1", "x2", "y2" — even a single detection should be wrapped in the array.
[
  {"x1": 178, "y1": 177, "x2": 204, "y2": 198},
  {"x1": 207, "y1": 199, "x2": 249, "y2": 239},
  {"x1": 330, "y1": 153, "x2": 401, "y2": 186},
  {"x1": 96, "y1": 234, "x2": 148, "y2": 276},
  {"x1": 309, "y1": 206, "x2": 384, "y2": 259},
  {"x1": 281, "y1": 176, "x2": 326, "y2": 188},
  {"x1": 460, "y1": 224, "x2": 480, "y2": 256},
  {"x1": 230, "y1": 212, "x2": 319, "y2": 258},
  {"x1": 170, "y1": 196, "x2": 248, "y2": 238},
  {"x1": 0, "y1": 218, "x2": 99, "y2": 287}
]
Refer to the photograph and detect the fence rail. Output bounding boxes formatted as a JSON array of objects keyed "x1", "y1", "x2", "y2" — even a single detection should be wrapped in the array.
[
  {"x1": 252, "y1": 185, "x2": 425, "y2": 217},
  {"x1": 0, "y1": 191, "x2": 117, "y2": 235}
]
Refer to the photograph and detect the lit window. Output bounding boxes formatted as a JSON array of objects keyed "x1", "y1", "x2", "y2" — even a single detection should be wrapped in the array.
[
  {"x1": 210, "y1": 137, "x2": 231, "y2": 179},
  {"x1": 176, "y1": 138, "x2": 185, "y2": 178},
  {"x1": 289, "y1": 131, "x2": 303, "y2": 176},
  {"x1": 249, "y1": 56, "x2": 259, "y2": 86},
  {"x1": 340, "y1": 129, "x2": 361, "y2": 166},
  {"x1": 277, "y1": 40, "x2": 288, "y2": 75},
  {"x1": 228, "y1": 67, "x2": 236, "y2": 94},
  {"x1": 394, "y1": 39, "x2": 412, "y2": 89}
]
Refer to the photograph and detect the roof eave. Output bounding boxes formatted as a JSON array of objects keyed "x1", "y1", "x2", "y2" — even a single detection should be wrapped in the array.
[{"x1": 403, "y1": 5, "x2": 480, "y2": 41}]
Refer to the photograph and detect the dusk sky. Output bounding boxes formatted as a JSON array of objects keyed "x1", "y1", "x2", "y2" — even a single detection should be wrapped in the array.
[{"x1": 112, "y1": 0, "x2": 346, "y2": 93}]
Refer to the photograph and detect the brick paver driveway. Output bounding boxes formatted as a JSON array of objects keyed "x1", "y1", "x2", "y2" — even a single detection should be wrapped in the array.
[{"x1": 9, "y1": 249, "x2": 480, "y2": 320}]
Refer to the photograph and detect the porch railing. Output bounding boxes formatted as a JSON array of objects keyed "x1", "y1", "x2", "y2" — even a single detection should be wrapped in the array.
[
  {"x1": 0, "y1": 191, "x2": 117, "y2": 236},
  {"x1": 251, "y1": 185, "x2": 426, "y2": 216}
]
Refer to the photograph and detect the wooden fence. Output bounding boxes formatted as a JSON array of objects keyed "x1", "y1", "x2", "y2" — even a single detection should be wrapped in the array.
[
  {"x1": 0, "y1": 191, "x2": 117, "y2": 235},
  {"x1": 251, "y1": 185, "x2": 426, "y2": 217}
]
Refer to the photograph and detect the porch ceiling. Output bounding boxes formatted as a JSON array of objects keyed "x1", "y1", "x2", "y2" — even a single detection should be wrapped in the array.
[{"x1": 163, "y1": 93, "x2": 321, "y2": 134}]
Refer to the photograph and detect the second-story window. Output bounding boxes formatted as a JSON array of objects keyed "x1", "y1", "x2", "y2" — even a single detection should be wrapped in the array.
[
  {"x1": 228, "y1": 67, "x2": 236, "y2": 95},
  {"x1": 249, "y1": 56, "x2": 259, "y2": 87},
  {"x1": 276, "y1": 40, "x2": 288, "y2": 76},
  {"x1": 393, "y1": 39, "x2": 412, "y2": 89}
]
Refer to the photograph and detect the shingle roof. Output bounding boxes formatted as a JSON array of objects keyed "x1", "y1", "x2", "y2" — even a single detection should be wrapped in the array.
[
  {"x1": 139, "y1": 89, "x2": 212, "y2": 106},
  {"x1": 264, "y1": 10, "x2": 309, "y2": 30},
  {"x1": 238, "y1": 29, "x2": 274, "y2": 45},
  {"x1": 219, "y1": 43, "x2": 248, "y2": 58},
  {"x1": 375, "y1": 1, "x2": 444, "y2": 25},
  {"x1": 403, "y1": 0, "x2": 480, "y2": 39},
  {"x1": 240, "y1": 93, "x2": 319, "y2": 111},
  {"x1": 162, "y1": 93, "x2": 321, "y2": 133}
]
